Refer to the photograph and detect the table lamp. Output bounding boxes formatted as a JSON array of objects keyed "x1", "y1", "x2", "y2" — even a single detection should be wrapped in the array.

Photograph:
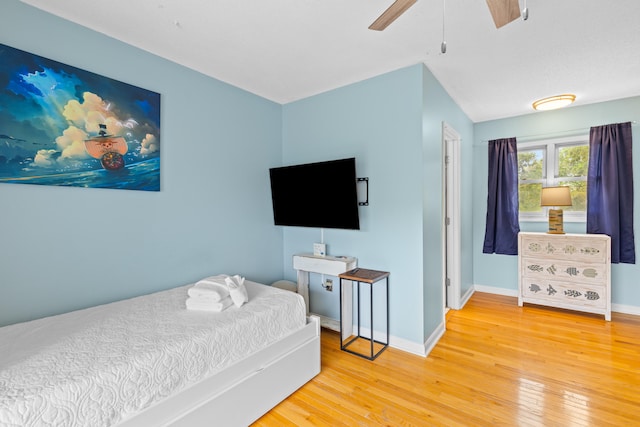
[{"x1": 540, "y1": 186, "x2": 572, "y2": 234}]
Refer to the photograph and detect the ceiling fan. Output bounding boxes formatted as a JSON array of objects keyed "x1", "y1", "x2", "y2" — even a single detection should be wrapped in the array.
[{"x1": 368, "y1": 0, "x2": 524, "y2": 31}]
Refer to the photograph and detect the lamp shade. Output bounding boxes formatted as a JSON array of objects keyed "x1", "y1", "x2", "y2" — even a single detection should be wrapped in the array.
[{"x1": 540, "y1": 186, "x2": 572, "y2": 207}]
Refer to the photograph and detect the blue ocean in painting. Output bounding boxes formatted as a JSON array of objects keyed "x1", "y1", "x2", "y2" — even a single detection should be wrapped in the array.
[
  {"x1": 0, "y1": 157, "x2": 160, "y2": 191},
  {"x1": 0, "y1": 43, "x2": 161, "y2": 191}
]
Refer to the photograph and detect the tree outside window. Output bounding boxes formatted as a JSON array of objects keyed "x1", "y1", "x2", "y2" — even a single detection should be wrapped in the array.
[
  {"x1": 517, "y1": 136, "x2": 588, "y2": 222},
  {"x1": 557, "y1": 144, "x2": 589, "y2": 212}
]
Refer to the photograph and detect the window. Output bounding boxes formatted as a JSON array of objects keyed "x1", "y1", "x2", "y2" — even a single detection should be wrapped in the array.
[{"x1": 517, "y1": 136, "x2": 589, "y2": 222}]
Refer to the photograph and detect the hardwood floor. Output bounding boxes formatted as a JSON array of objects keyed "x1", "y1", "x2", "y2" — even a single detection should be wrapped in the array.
[{"x1": 253, "y1": 292, "x2": 640, "y2": 426}]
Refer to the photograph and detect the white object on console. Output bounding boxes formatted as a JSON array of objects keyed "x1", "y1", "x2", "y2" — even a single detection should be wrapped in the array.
[{"x1": 313, "y1": 242, "x2": 326, "y2": 256}]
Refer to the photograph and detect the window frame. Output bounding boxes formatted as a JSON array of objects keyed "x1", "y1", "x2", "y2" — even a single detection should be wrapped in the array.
[{"x1": 518, "y1": 135, "x2": 589, "y2": 223}]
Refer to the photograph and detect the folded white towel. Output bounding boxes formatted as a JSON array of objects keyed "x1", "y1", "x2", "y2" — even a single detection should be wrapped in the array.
[
  {"x1": 188, "y1": 275, "x2": 231, "y2": 301},
  {"x1": 225, "y1": 275, "x2": 249, "y2": 307},
  {"x1": 186, "y1": 295, "x2": 233, "y2": 312}
]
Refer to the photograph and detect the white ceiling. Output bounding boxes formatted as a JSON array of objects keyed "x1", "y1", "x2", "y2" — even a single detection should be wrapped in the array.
[{"x1": 20, "y1": 0, "x2": 640, "y2": 122}]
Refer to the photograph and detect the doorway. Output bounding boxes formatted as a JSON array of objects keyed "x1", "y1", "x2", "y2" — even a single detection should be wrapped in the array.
[{"x1": 442, "y1": 122, "x2": 461, "y2": 310}]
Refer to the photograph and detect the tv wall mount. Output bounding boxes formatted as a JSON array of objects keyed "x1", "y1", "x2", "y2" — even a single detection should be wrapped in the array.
[{"x1": 357, "y1": 177, "x2": 369, "y2": 206}]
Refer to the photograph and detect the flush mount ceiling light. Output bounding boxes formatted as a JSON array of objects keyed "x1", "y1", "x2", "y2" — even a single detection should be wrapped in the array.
[{"x1": 532, "y1": 94, "x2": 576, "y2": 111}]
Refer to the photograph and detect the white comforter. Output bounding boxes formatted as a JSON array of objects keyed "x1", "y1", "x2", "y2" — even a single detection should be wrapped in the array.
[{"x1": 0, "y1": 280, "x2": 306, "y2": 427}]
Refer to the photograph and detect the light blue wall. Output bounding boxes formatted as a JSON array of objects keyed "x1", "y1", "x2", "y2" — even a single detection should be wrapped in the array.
[
  {"x1": 282, "y1": 65, "x2": 425, "y2": 343},
  {"x1": 0, "y1": 1, "x2": 284, "y2": 326},
  {"x1": 473, "y1": 96, "x2": 640, "y2": 308},
  {"x1": 421, "y1": 67, "x2": 475, "y2": 334},
  {"x1": 281, "y1": 64, "x2": 474, "y2": 344}
]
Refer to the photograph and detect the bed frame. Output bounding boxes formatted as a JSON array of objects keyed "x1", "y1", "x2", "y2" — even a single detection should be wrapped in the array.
[{"x1": 119, "y1": 315, "x2": 321, "y2": 426}]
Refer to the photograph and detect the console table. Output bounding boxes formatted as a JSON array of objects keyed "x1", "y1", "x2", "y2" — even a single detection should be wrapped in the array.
[
  {"x1": 292, "y1": 253, "x2": 357, "y2": 315},
  {"x1": 518, "y1": 232, "x2": 611, "y2": 320}
]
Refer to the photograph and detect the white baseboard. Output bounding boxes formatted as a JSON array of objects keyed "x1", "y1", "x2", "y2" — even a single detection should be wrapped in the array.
[
  {"x1": 473, "y1": 284, "x2": 518, "y2": 297},
  {"x1": 472, "y1": 285, "x2": 640, "y2": 317},
  {"x1": 312, "y1": 312, "x2": 433, "y2": 357},
  {"x1": 423, "y1": 320, "x2": 445, "y2": 357},
  {"x1": 312, "y1": 313, "x2": 341, "y2": 332},
  {"x1": 611, "y1": 303, "x2": 640, "y2": 316},
  {"x1": 459, "y1": 286, "x2": 475, "y2": 309},
  {"x1": 393, "y1": 333, "x2": 431, "y2": 357}
]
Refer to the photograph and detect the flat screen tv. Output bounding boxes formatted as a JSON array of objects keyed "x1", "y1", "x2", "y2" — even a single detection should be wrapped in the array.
[{"x1": 269, "y1": 157, "x2": 360, "y2": 230}]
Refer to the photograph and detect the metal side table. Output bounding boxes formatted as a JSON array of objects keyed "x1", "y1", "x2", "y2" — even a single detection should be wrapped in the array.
[{"x1": 338, "y1": 268, "x2": 389, "y2": 360}]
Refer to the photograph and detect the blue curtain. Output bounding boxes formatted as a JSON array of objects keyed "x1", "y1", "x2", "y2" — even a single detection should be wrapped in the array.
[
  {"x1": 483, "y1": 137, "x2": 520, "y2": 255},
  {"x1": 587, "y1": 122, "x2": 635, "y2": 264}
]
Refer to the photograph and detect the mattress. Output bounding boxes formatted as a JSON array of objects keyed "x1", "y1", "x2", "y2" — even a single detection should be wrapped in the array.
[{"x1": 0, "y1": 280, "x2": 306, "y2": 427}]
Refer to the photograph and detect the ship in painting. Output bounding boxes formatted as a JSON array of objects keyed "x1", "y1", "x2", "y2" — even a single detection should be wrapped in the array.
[{"x1": 84, "y1": 124, "x2": 128, "y2": 170}]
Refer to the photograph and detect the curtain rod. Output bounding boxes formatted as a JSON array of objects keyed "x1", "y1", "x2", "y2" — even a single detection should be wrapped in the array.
[{"x1": 478, "y1": 120, "x2": 637, "y2": 145}]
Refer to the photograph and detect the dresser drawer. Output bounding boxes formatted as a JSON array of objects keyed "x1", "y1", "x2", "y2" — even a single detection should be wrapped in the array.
[
  {"x1": 520, "y1": 257, "x2": 606, "y2": 284},
  {"x1": 521, "y1": 277, "x2": 607, "y2": 309},
  {"x1": 520, "y1": 234, "x2": 608, "y2": 263}
]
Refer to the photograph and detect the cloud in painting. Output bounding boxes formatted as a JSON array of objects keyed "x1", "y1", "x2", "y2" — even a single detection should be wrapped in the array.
[
  {"x1": 140, "y1": 134, "x2": 159, "y2": 155},
  {"x1": 33, "y1": 149, "x2": 58, "y2": 167},
  {"x1": 55, "y1": 125, "x2": 89, "y2": 162}
]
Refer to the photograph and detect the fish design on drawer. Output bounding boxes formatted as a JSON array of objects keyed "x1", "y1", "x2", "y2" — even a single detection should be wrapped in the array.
[
  {"x1": 564, "y1": 289, "x2": 582, "y2": 298},
  {"x1": 529, "y1": 284, "x2": 542, "y2": 293},
  {"x1": 581, "y1": 247, "x2": 601, "y2": 255},
  {"x1": 528, "y1": 264, "x2": 544, "y2": 272},
  {"x1": 565, "y1": 267, "x2": 579, "y2": 276},
  {"x1": 585, "y1": 291, "x2": 600, "y2": 300},
  {"x1": 582, "y1": 268, "x2": 598, "y2": 278}
]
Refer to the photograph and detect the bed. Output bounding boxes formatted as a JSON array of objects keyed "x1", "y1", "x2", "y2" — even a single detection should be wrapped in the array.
[{"x1": 0, "y1": 279, "x2": 321, "y2": 426}]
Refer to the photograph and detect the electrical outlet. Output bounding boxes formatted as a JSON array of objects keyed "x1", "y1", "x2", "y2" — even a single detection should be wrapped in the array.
[{"x1": 324, "y1": 279, "x2": 333, "y2": 292}]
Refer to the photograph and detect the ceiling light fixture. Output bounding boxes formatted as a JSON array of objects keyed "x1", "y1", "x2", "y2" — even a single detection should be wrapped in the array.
[{"x1": 532, "y1": 94, "x2": 576, "y2": 111}]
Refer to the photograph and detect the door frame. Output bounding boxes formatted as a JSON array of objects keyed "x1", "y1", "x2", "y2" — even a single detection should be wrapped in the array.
[{"x1": 442, "y1": 122, "x2": 461, "y2": 310}]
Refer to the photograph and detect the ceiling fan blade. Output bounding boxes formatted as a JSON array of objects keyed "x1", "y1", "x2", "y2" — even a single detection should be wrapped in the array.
[
  {"x1": 485, "y1": 0, "x2": 521, "y2": 28},
  {"x1": 369, "y1": 0, "x2": 417, "y2": 31}
]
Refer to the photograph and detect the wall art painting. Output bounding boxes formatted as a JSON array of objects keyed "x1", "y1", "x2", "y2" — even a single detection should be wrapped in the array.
[{"x1": 0, "y1": 43, "x2": 160, "y2": 191}]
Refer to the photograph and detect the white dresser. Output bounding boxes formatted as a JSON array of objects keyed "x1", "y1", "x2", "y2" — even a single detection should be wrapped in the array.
[{"x1": 518, "y1": 232, "x2": 611, "y2": 321}]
